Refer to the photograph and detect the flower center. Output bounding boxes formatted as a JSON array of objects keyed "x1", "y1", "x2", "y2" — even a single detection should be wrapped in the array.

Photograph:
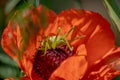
[
  {"x1": 32, "y1": 26, "x2": 85, "y2": 80},
  {"x1": 33, "y1": 44, "x2": 74, "y2": 80}
]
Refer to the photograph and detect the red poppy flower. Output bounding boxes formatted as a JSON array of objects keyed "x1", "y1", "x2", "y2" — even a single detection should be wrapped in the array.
[{"x1": 1, "y1": 5, "x2": 120, "y2": 80}]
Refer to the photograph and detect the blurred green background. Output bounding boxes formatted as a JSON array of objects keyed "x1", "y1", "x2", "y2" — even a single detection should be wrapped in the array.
[{"x1": 0, "y1": 0, "x2": 120, "y2": 80}]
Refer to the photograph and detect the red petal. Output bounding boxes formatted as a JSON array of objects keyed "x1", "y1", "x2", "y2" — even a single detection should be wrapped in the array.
[
  {"x1": 1, "y1": 5, "x2": 57, "y2": 79},
  {"x1": 47, "y1": 9, "x2": 118, "y2": 79},
  {"x1": 50, "y1": 56, "x2": 88, "y2": 80},
  {"x1": 82, "y1": 48, "x2": 120, "y2": 80},
  {"x1": 52, "y1": 9, "x2": 115, "y2": 65},
  {"x1": 1, "y1": 21, "x2": 19, "y2": 60},
  {"x1": 30, "y1": 5, "x2": 56, "y2": 30},
  {"x1": 84, "y1": 14, "x2": 115, "y2": 66},
  {"x1": 1, "y1": 21, "x2": 35, "y2": 78}
]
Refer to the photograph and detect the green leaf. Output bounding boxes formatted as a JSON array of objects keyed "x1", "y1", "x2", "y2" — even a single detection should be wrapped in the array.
[
  {"x1": 103, "y1": 0, "x2": 120, "y2": 32},
  {"x1": 0, "y1": 64, "x2": 20, "y2": 79},
  {"x1": 0, "y1": 46, "x2": 22, "y2": 79},
  {"x1": 40, "y1": 0, "x2": 81, "y2": 13},
  {"x1": 5, "y1": 0, "x2": 20, "y2": 14},
  {"x1": 103, "y1": 0, "x2": 120, "y2": 45},
  {"x1": 112, "y1": 75, "x2": 120, "y2": 80}
]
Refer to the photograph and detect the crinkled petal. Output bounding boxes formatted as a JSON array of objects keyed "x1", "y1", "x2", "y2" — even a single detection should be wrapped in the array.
[
  {"x1": 84, "y1": 14, "x2": 115, "y2": 66},
  {"x1": 1, "y1": 5, "x2": 57, "y2": 79},
  {"x1": 47, "y1": 9, "x2": 118, "y2": 79},
  {"x1": 1, "y1": 20, "x2": 35, "y2": 79},
  {"x1": 49, "y1": 9, "x2": 115, "y2": 65},
  {"x1": 1, "y1": 21, "x2": 19, "y2": 60},
  {"x1": 82, "y1": 47, "x2": 120, "y2": 80}
]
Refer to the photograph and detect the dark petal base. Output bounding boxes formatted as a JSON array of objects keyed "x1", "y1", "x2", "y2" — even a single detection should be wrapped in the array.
[{"x1": 33, "y1": 45, "x2": 74, "y2": 80}]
